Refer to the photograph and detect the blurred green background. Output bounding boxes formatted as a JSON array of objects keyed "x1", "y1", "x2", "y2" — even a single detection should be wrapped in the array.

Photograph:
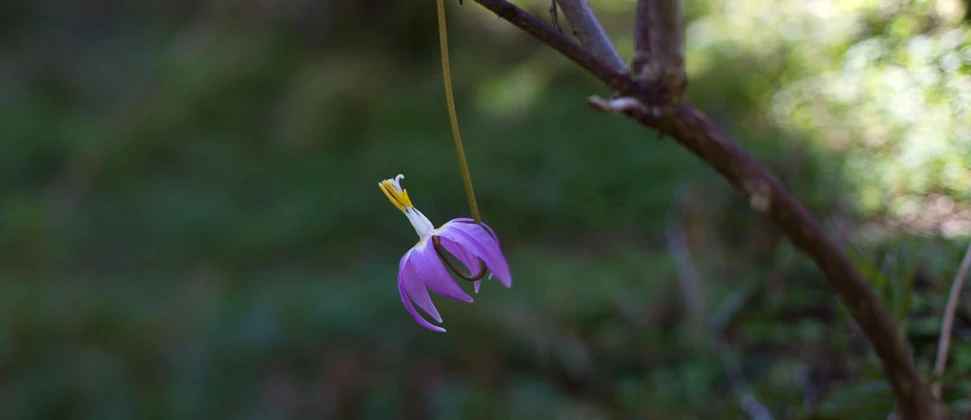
[{"x1": 0, "y1": 0, "x2": 969, "y2": 418}]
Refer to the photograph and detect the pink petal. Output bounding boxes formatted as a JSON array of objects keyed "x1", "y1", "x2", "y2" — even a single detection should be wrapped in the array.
[
  {"x1": 399, "y1": 250, "x2": 442, "y2": 323},
  {"x1": 439, "y1": 237, "x2": 482, "y2": 276},
  {"x1": 398, "y1": 277, "x2": 446, "y2": 333},
  {"x1": 439, "y1": 236, "x2": 484, "y2": 294},
  {"x1": 436, "y1": 220, "x2": 512, "y2": 287},
  {"x1": 408, "y1": 240, "x2": 473, "y2": 303}
]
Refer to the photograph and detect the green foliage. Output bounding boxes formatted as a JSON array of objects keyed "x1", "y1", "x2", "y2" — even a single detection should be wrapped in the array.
[
  {"x1": 0, "y1": 0, "x2": 968, "y2": 418},
  {"x1": 686, "y1": 0, "x2": 971, "y2": 234}
]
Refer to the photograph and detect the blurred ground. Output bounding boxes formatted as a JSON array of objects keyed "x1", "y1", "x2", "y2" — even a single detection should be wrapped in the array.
[{"x1": 0, "y1": 0, "x2": 969, "y2": 418}]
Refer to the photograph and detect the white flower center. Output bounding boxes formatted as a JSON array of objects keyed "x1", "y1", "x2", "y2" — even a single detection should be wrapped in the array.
[{"x1": 379, "y1": 174, "x2": 436, "y2": 239}]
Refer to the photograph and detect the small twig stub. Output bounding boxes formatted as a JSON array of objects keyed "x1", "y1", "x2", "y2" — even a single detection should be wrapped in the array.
[
  {"x1": 549, "y1": 0, "x2": 562, "y2": 32},
  {"x1": 744, "y1": 179, "x2": 773, "y2": 213}
]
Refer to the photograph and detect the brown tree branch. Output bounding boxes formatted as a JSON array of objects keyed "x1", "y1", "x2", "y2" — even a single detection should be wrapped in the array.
[
  {"x1": 633, "y1": 0, "x2": 686, "y2": 100},
  {"x1": 931, "y1": 243, "x2": 971, "y2": 400},
  {"x1": 466, "y1": 0, "x2": 938, "y2": 417},
  {"x1": 554, "y1": 0, "x2": 626, "y2": 72},
  {"x1": 621, "y1": 103, "x2": 938, "y2": 420},
  {"x1": 468, "y1": 0, "x2": 667, "y2": 104}
]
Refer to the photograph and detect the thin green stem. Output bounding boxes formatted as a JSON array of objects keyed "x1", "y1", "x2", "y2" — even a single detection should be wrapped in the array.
[{"x1": 436, "y1": 0, "x2": 481, "y2": 223}]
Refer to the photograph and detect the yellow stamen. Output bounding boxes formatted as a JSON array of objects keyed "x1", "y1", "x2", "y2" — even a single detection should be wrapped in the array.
[{"x1": 378, "y1": 179, "x2": 413, "y2": 212}]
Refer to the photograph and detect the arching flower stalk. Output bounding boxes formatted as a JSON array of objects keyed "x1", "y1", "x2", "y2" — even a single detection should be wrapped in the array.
[{"x1": 379, "y1": 174, "x2": 511, "y2": 333}]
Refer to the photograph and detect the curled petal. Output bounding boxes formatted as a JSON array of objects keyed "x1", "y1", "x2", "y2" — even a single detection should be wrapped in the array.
[
  {"x1": 439, "y1": 236, "x2": 485, "y2": 293},
  {"x1": 408, "y1": 241, "x2": 473, "y2": 303},
  {"x1": 452, "y1": 218, "x2": 500, "y2": 245},
  {"x1": 439, "y1": 237, "x2": 483, "y2": 275},
  {"x1": 399, "y1": 250, "x2": 442, "y2": 323},
  {"x1": 398, "y1": 277, "x2": 446, "y2": 333},
  {"x1": 436, "y1": 220, "x2": 512, "y2": 287}
]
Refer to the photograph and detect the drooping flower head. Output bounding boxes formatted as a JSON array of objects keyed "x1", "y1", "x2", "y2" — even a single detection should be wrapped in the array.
[{"x1": 379, "y1": 174, "x2": 511, "y2": 332}]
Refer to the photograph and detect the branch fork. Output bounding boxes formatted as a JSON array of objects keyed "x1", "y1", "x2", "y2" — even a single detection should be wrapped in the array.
[
  {"x1": 633, "y1": 0, "x2": 686, "y2": 103},
  {"x1": 465, "y1": 0, "x2": 939, "y2": 416}
]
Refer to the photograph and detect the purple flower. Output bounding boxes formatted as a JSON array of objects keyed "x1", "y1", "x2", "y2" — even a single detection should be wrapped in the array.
[{"x1": 379, "y1": 174, "x2": 511, "y2": 332}]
